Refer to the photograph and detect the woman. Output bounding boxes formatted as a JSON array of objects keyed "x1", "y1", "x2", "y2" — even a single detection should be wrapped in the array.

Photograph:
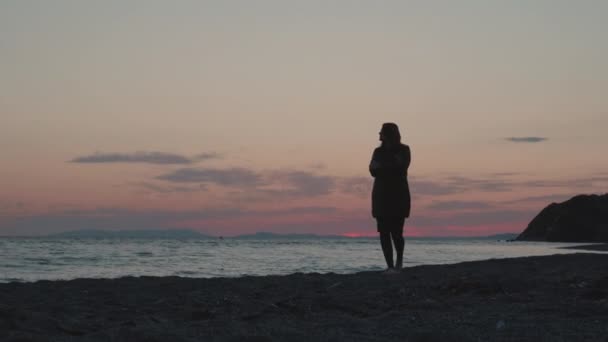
[{"x1": 369, "y1": 122, "x2": 411, "y2": 271}]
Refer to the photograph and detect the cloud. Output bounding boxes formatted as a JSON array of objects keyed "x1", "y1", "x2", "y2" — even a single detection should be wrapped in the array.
[
  {"x1": 426, "y1": 200, "x2": 493, "y2": 211},
  {"x1": 158, "y1": 167, "x2": 337, "y2": 198},
  {"x1": 225, "y1": 170, "x2": 337, "y2": 202},
  {"x1": 194, "y1": 152, "x2": 222, "y2": 161},
  {"x1": 130, "y1": 182, "x2": 205, "y2": 194},
  {"x1": 520, "y1": 178, "x2": 605, "y2": 188},
  {"x1": 503, "y1": 194, "x2": 574, "y2": 205},
  {"x1": 410, "y1": 174, "x2": 608, "y2": 200},
  {"x1": 410, "y1": 176, "x2": 515, "y2": 196},
  {"x1": 410, "y1": 209, "x2": 536, "y2": 228},
  {"x1": 505, "y1": 137, "x2": 548, "y2": 143},
  {"x1": 155, "y1": 165, "x2": 608, "y2": 206},
  {"x1": 308, "y1": 162, "x2": 327, "y2": 170},
  {"x1": 490, "y1": 172, "x2": 521, "y2": 177},
  {"x1": 339, "y1": 177, "x2": 372, "y2": 197},
  {"x1": 271, "y1": 171, "x2": 335, "y2": 196},
  {"x1": 409, "y1": 180, "x2": 462, "y2": 196},
  {"x1": 446, "y1": 176, "x2": 514, "y2": 192},
  {"x1": 70, "y1": 151, "x2": 220, "y2": 165},
  {"x1": 590, "y1": 176, "x2": 608, "y2": 183},
  {"x1": 157, "y1": 168, "x2": 262, "y2": 186}
]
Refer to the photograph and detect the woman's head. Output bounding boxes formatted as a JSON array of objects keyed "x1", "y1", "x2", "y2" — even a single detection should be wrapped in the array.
[{"x1": 379, "y1": 122, "x2": 401, "y2": 146}]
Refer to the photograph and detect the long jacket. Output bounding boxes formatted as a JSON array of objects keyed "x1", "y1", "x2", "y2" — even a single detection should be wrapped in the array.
[{"x1": 369, "y1": 144, "x2": 411, "y2": 218}]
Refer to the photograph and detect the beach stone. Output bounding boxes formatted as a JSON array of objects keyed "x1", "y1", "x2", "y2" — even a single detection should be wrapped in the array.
[
  {"x1": 190, "y1": 309, "x2": 214, "y2": 320},
  {"x1": 221, "y1": 336, "x2": 273, "y2": 342},
  {"x1": 2, "y1": 254, "x2": 608, "y2": 341},
  {"x1": 0, "y1": 306, "x2": 15, "y2": 330}
]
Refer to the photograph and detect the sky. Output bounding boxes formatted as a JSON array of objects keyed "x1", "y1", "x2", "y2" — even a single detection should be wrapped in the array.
[{"x1": 1, "y1": 0, "x2": 607, "y2": 236}]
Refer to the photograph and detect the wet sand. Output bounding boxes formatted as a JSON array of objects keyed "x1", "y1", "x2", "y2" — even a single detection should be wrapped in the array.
[
  {"x1": 561, "y1": 243, "x2": 608, "y2": 252},
  {"x1": 1, "y1": 253, "x2": 608, "y2": 341}
]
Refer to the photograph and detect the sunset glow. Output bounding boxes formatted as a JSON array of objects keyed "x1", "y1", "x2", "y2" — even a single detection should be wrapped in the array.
[{"x1": 1, "y1": 1, "x2": 607, "y2": 236}]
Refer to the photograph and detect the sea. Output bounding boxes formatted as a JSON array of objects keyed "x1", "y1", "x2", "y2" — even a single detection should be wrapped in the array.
[{"x1": 0, "y1": 237, "x2": 602, "y2": 283}]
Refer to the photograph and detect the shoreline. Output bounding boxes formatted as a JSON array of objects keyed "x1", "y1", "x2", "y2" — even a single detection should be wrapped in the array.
[
  {"x1": 2, "y1": 253, "x2": 608, "y2": 341},
  {"x1": 561, "y1": 243, "x2": 608, "y2": 252}
]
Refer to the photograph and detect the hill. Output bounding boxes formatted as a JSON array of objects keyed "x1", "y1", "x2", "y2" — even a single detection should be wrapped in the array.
[{"x1": 516, "y1": 194, "x2": 608, "y2": 242}]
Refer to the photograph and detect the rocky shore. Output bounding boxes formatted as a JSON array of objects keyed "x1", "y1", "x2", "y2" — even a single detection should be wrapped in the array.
[{"x1": 2, "y1": 253, "x2": 608, "y2": 341}]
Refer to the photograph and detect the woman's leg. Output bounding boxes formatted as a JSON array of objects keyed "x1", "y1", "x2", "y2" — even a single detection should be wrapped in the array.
[
  {"x1": 391, "y1": 217, "x2": 405, "y2": 268},
  {"x1": 391, "y1": 230, "x2": 404, "y2": 268},
  {"x1": 379, "y1": 231, "x2": 394, "y2": 268}
]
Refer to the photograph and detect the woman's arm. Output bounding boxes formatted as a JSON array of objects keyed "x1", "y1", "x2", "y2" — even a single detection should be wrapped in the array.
[
  {"x1": 369, "y1": 149, "x2": 380, "y2": 177},
  {"x1": 383, "y1": 146, "x2": 410, "y2": 176}
]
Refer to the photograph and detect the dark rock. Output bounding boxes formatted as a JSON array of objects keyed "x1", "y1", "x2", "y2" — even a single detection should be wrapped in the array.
[{"x1": 516, "y1": 194, "x2": 608, "y2": 242}]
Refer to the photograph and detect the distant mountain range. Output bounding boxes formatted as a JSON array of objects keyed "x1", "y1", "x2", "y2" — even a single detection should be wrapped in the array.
[
  {"x1": 232, "y1": 232, "x2": 346, "y2": 239},
  {"x1": 45, "y1": 229, "x2": 518, "y2": 240},
  {"x1": 48, "y1": 229, "x2": 213, "y2": 239}
]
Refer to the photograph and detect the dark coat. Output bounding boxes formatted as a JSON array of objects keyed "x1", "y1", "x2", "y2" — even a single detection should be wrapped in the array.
[{"x1": 370, "y1": 144, "x2": 411, "y2": 218}]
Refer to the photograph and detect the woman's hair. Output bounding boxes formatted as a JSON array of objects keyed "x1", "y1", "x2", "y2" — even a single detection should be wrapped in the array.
[{"x1": 380, "y1": 122, "x2": 401, "y2": 146}]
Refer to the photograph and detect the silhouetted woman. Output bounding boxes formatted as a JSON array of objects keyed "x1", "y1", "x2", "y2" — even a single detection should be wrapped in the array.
[{"x1": 369, "y1": 123, "x2": 411, "y2": 271}]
